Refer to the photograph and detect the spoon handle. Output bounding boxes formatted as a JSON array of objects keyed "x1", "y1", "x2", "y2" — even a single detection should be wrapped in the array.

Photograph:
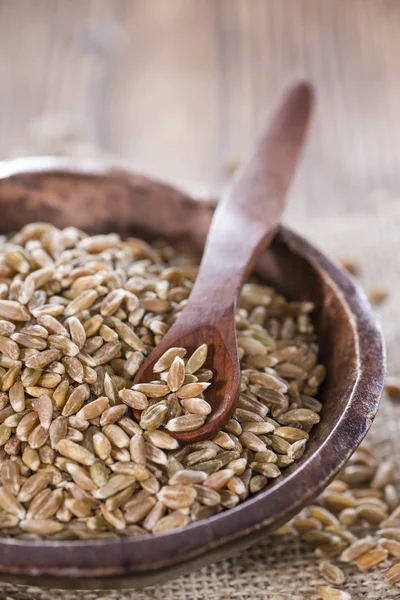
[{"x1": 187, "y1": 82, "x2": 313, "y2": 318}]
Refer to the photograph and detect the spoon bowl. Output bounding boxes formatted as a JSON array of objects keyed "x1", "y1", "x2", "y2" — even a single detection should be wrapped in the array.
[{"x1": 133, "y1": 305, "x2": 240, "y2": 442}]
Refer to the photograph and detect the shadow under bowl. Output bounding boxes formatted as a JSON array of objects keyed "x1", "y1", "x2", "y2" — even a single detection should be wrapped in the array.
[{"x1": 0, "y1": 157, "x2": 385, "y2": 590}]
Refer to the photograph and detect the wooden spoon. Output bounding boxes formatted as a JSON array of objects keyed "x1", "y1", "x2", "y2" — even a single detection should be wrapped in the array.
[{"x1": 133, "y1": 81, "x2": 314, "y2": 443}]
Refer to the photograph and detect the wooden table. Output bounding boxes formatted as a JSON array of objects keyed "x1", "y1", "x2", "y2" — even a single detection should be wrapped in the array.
[{"x1": 0, "y1": 0, "x2": 399, "y2": 222}]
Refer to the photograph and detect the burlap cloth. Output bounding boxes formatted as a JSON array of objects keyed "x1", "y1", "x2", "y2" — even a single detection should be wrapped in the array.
[{"x1": 1, "y1": 200, "x2": 399, "y2": 600}]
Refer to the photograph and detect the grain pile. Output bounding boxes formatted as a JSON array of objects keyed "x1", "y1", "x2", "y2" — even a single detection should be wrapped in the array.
[
  {"x1": 0, "y1": 222, "x2": 325, "y2": 540},
  {"x1": 280, "y1": 441, "x2": 400, "y2": 596}
]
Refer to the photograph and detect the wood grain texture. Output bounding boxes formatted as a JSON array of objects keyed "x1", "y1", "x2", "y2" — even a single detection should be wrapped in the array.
[{"x1": 0, "y1": 0, "x2": 399, "y2": 221}]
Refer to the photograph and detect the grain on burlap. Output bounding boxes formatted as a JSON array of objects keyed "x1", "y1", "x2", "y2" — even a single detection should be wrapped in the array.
[{"x1": 1, "y1": 201, "x2": 400, "y2": 600}]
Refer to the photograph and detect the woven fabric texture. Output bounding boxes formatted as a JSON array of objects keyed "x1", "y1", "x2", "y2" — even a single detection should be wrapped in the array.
[{"x1": 1, "y1": 202, "x2": 399, "y2": 600}]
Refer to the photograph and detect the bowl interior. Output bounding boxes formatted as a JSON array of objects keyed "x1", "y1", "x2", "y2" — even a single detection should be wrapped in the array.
[
  {"x1": 0, "y1": 167, "x2": 355, "y2": 465},
  {"x1": 0, "y1": 164, "x2": 383, "y2": 588}
]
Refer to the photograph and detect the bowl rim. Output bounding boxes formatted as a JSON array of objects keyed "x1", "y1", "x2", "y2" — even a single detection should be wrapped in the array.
[{"x1": 0, "y1": 157, "x2": 386, "y2": 586}]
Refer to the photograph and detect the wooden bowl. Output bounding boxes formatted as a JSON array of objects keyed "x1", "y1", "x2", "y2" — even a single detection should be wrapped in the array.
[{"x1": 0, "y1": 158, "x2": 385, "y2": 590}]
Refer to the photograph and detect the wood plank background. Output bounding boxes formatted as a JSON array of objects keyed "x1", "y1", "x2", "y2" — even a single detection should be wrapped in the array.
[{"x1": 0, "y1": 0, "x2": 399, "y2": 222}]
